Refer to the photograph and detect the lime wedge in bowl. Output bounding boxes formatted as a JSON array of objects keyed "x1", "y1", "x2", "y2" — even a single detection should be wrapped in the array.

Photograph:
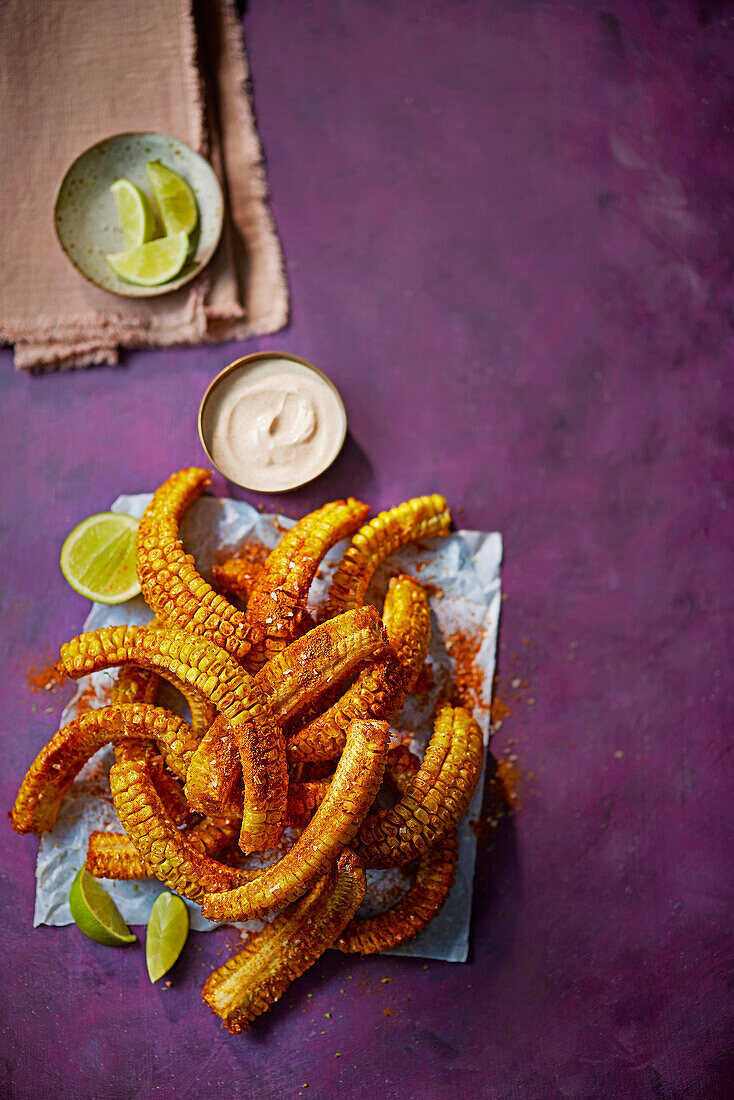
[
  {"x1": 60, "y1": 512, "x2": 141, "y2": 604},
  {"x1": 146, "y1": 161, "x2": 199, "y2": 236},
  {"x1": 146, "y1": 891, "x2": 189, "y2": 983},
  {"x1": 110, "y1": 179, "x2": 158, "y2": 248},
  {"x1": 106, "y1": 230, "x2": 189, "y2": 287},
  {"x1": 69, "y1": 868, "x2": 136, "y2": 946}
]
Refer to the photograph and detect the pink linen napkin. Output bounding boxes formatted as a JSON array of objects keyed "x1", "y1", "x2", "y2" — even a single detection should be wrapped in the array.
[{"x1": 0, "y1": 0, "x2": 288, "y2": 370}]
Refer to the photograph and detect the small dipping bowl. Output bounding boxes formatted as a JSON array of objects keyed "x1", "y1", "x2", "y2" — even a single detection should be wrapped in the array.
[
  {"x1": 199, "y1": 352, "x2": 347, "y2": 492},
  {"x1": 54, "y1": 132, "x2": 224, "y2": 297}
]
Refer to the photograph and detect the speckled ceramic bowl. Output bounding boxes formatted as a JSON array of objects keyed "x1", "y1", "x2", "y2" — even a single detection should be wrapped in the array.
[{"x1": 53, "y1": 132, "x2": 224, "y2": 297}]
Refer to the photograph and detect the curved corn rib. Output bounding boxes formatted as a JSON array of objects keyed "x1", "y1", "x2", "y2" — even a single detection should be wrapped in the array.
[
  {"x1": 58, "y1": 624, "x2": 288, "y2": 853},
  {"x1": 59, "y1": 625, "x2": 246, "y2": 716},
  {"x1": 10, "y1": 704, "x2": 199, "y2": 834},
  {"x1": 256, "y1": 606, "x2": 389, "y2": 723},
  {"x1": 184, "y1": 715, "x2": 244, "y2": 818},
  {"x1": 202, "y1": 850, "x2": 366, "y2": 1033},
  {"x1": 86, "y1": 816, "x2": 239, "y2": 881},
  {"x1": 382, "y1": 574, "x2": 432, "y2": 696},
  {"x1": 136, "y1": 468, "x2": 251, "y2": 662},
  {"x1": 163, "y1": 674, "x2": 217, "y2": 738},
  {"x1": 110, "y1": 753, "x2": 254, "y2": 902},
  {"x1": 337, "y1": 750, "x2": 455, "y2": 953},
  {"x1": 108, "y1": 663, "x2": 195, "y2": 880},
  {"x1": 336, "y1": 830, "x2": 459, "y2": 954},
  {"x1": 325, "y1": 495, "x2": 450, "y2": 617},
  {"x1": 354, "y1": 705, "x2": 484, "y2": 868},
  {"x1": 228, "y1": 678, "x2": 287, "y2": 854},
  {"x1": 244, "y1": 499, "x2": 369, "y2": 671},
  {"x1": 110, "y1": 663, "x2": 196, "y2": 853},
  {"x1": 202, "y1": 720, "x2": 389, "y2": 922}
]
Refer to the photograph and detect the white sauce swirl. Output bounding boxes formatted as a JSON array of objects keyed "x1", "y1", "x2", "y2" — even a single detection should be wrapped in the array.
[{"x1": 205, "y1": 357, "x2": 345, "y2": 491}]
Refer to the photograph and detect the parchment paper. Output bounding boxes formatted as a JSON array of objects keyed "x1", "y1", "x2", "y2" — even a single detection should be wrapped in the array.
[{"x1": 34, "y1": 494, "x2": 501, "y2": 962}]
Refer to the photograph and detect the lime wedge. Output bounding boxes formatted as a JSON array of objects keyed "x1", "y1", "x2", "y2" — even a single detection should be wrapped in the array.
[
  {"x1": 110, "y1": 179, "x2": 158, "y2": 248},
  {"x1": 69, "y1": 868, "x2": 136, "y2": 946},
  {"x1": 146, "y1": 161, "x2": 199, "y2": 237},
  {"x1": 146, "y1": 892, "x2": 189, "y2": 983},
  {"x1": 106, "y1": 230, "x2": 189, "y2": 286},
  {"x1": 60, "y1": 512, "x2": 141, "y2": 604}
]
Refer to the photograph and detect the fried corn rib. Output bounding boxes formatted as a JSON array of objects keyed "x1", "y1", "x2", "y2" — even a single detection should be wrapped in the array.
[
  {"x1": 10, "y1": 704, "x2": 199, "y2": 834},
  {"x1": 58, "y1": 624, "x2": 288, "y2": 853},
  {"x1": 202, "y1": 719, "x2": 389, "y2": 922},
  {"x1": 110, "y1": 664, "x2": 200, "y2": 882},
  {"x1": 110, "y1": 753, "x2": 255, "y2": 902},
  {"x1": 164, "y1": 675, "x2": 217, "y2": 738},
  {"x1": 185, "y1": 606, "x2": 389, "y2": 816},
  {"x1": 383, "y1": 574, "x2": 432, "y2": 695},
  {"x1": 326, "y1": 495, "x2": 450, "y2": 617},
  {"x1": 337, "y1": 747, "x2": 457, "y2": 954},
  {"x1": 184, "y1": 715, "x2": 244, "y2": 819},
  {"x1": 136, "y1": 468, "x2": 251, "y2": 662},
  {"x1": 111, "y1": 652, "x2": 210, "y2": 827},
  {"x1": 107, "y1": 664, "x2": 194, "y2": 885},
  {"x1": 355, "y1": 704, "x2": 484, "y2": 868},
  {"x1": 285, "y1": 579, "x2": 429, "y2": 764},
  {"x1": 203, "y1": 850, "x2": 366, "y2": 1033},
  {"x1": 337, "y1": 830, "x2": 459, "y2": 955},
  {"x1": 256, "y1": 606, "x2": 389, "y2": 722},
  {"x1": 244, "y1": 499, "x2": 369, "y2": 671},
  {"x1": 86, "y1": 816, "x2": 239, "y2": 881}
]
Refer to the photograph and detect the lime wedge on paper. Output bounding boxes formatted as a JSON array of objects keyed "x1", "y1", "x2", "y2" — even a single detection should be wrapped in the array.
[
  {"x1": 106, "y1": 230, "x2": 189, "y2": 287},
  {"x1": 146, "y1": 161, "x2": 199, "y2": 237},
  {"x1": 110, "y1": 179, "x2": 158, "y2": 248},
  {"x1": 60, "y1": 512, "x2": 141, "y2": 604},
  {"x1": 146, "y1": 891, "x2": 190, "y2": 983},
  {"x1": 69, "y1": 868, "x2": 136, "y2": 946}
]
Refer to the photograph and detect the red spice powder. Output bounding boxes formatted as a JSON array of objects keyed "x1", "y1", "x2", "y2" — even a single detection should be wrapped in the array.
[
  {"x1": 495, "y1": 755, "x2": 523, "y2": 809},
  {"x1": 412, "y1": 661, "x2": 434, "y2": 695},
  {"x1": 444, "y1": 629, "x2": 487, "y2": 711},
  {"x1": 215, "y1": 537, "x2": 269, "y2": 568},
  {"x1": 470, "y1": 753, "x2": 524, "y2": 842},
  {"x1": 469, "y1": 815, "x2": 496, "y2": 843},
  {"x1": 490, "y1": 695, "x2": 511, "y2": 724},
  {"x1": 74, "y1": 682, "x2": 100, "y2": 716},
  {"x1": 27, "y1": 663, "x2": 65, "y2": 692}
]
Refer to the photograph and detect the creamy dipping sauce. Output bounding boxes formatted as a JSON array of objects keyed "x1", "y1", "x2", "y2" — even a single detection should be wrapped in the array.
[{"x1": 202, "y1": 356, "x2": 346, "y2": 491}]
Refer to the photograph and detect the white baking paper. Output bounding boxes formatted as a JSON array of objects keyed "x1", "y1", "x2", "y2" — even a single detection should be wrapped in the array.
[{"x1": 34, "y1": 494, "x2": 501, "y2": 962}]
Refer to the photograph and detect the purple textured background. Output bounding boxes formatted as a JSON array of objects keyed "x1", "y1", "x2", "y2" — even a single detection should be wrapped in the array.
[{"x1": 1, "y1": 1, "x2": 732, "y2": 1097}]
